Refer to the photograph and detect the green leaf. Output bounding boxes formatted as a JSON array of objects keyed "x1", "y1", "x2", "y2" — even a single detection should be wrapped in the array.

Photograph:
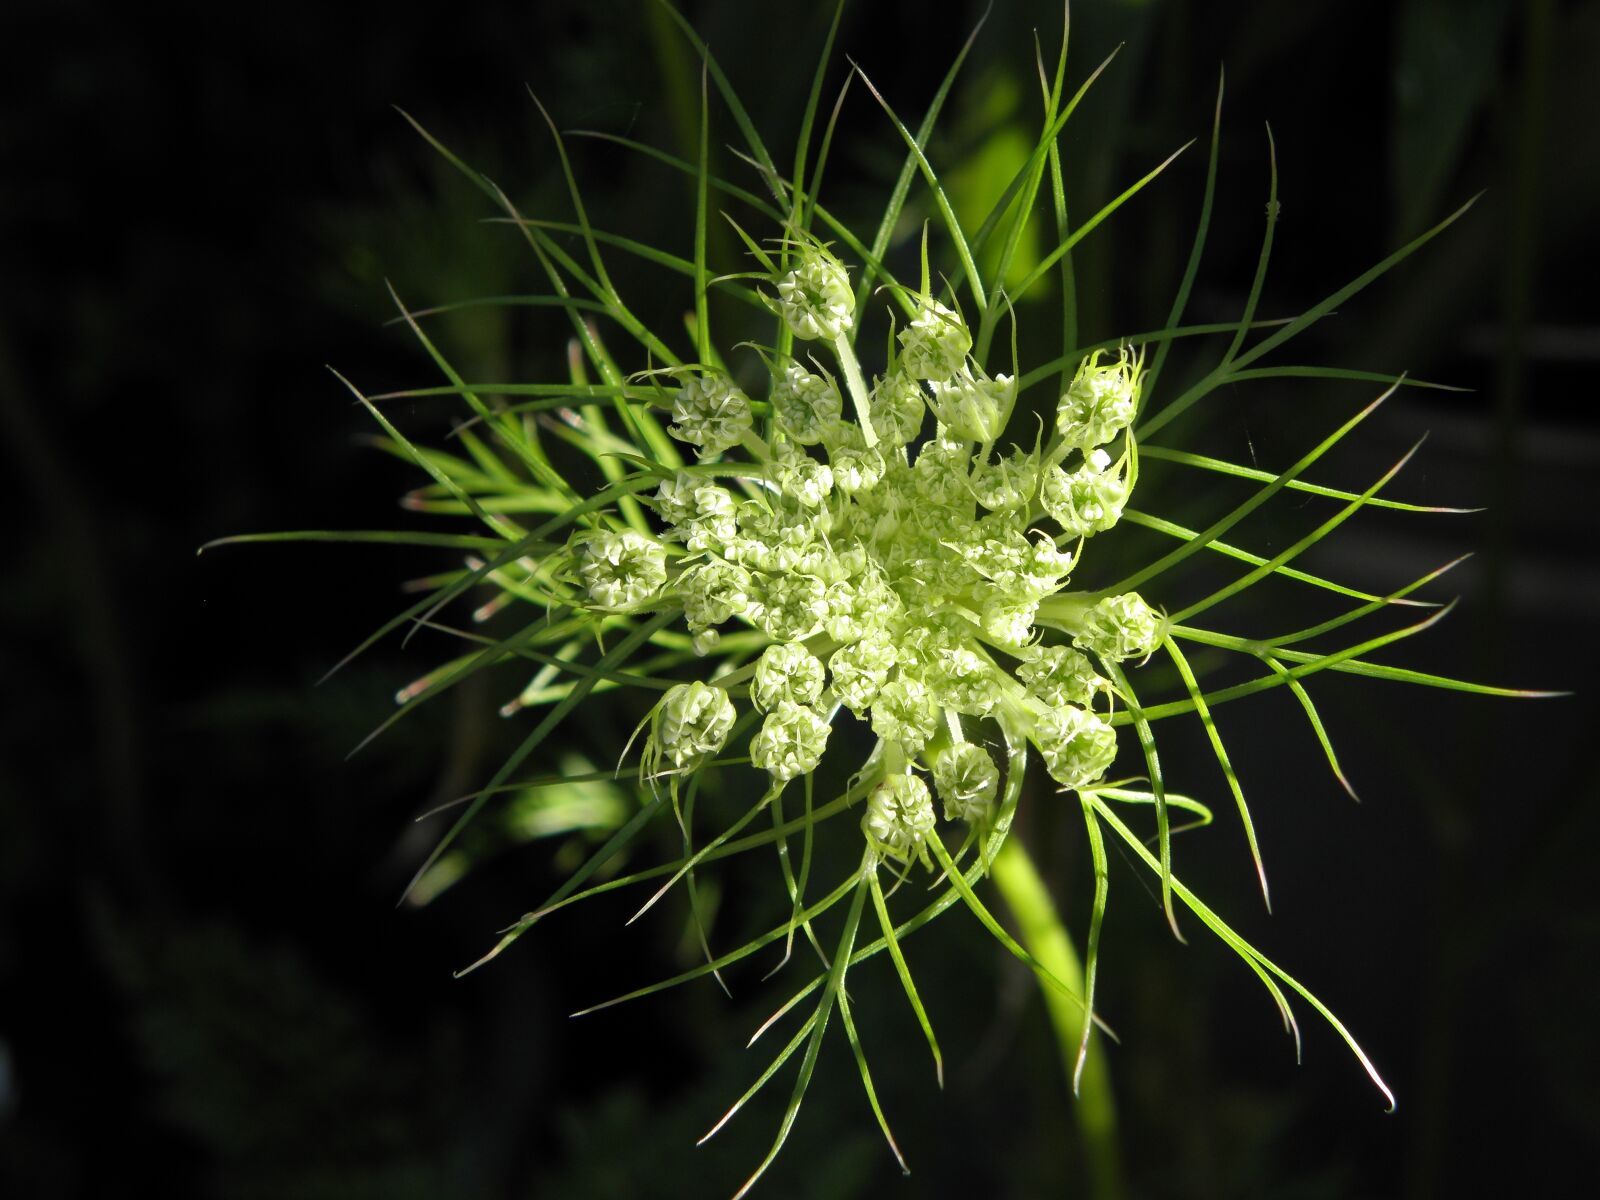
[
  {"x1": 199, "y1": 530, "x2": 505, "y2": 553},
  {"x1": 1103, "y1": 380, "x2": 1398, "y2": 597},
  {"x1": 1089, "y1": 795, "x2": 1396, "y2": 1110},
  {"x1": 927, "y1": 835, "x2": 1088, "y2": 1005},
  {"x1": 400, "y1": 612, "x2": 676, "y2": 906},
  {"x1": 1138, "y1": 443, "x2": 1475, "y2": 513},
  {"x1": 1121, "y1": 509, "x2": 1417, "y2": 608},
  {"x1": 1168, "y1": 438, "x2": 1428, "y2": 623},
  {"x1": 732, "y1": 865, "x2": 871, "y2": 1200},
  {"x1": 1163, "y1": 636, "x2": 1270, "y2": 910},
  {"x1": 868, "y1": 868, "x2": 944, "y2": 1087},
  {"x1": 853, "y1": 61, "x2": 987, "y2": 314},
  {"x1": 1101, "y1": 660, "x2": 1181, "y2": 941},
  {"x1": 850, "y1": 10, "x2": 987, "y2": 325},
  {"x1": 1145, "y1": 69, "x2": 1224, "y2": 404},
  {"x1": 1138, "y1": 194, "x2": 1481, "y2": 439}
]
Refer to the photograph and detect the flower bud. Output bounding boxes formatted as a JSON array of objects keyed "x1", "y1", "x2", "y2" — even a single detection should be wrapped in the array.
[
  {"x1": 971, "y1": 448, "x2": 1040, "y2": 513},
  {"x1": 910, "y1": 435, "x2": 971, "y2": 507},
  {"x1": 669, "y1": 372, "x2": 753, "y2": 457},
  {"x1": 1040, "y1": 449, "x2": 1129, "y2": 539},
  {"x1": 755, "y1": 573, "x2": 828, "y2": 642},
  {"x1": 897, "y1": 297, "x2": 971, "y2": 383},
  {"x1": 656, "y1": 681, "x2": 737, "y2": 769},
  {"x1": 677, "y1": 557, "x2": 753, "y2": 631},
  {"x1": 926, "y1": 645, "x2": 998, "y2": 718},
  {"x1": 750, "y1": 701, "x2": 832, "y2": 781},
  {"x1": 1033, "y1": 705, "x2": 1118, "y2": 790},
  {"x1": 928, "y1": 369, "x2": 1015, "y2": 444},
  {"x1": 1057, "y1": 349, "x2": 1140, "y2": 450},
  {"x1": 751, "y1": 641, "x2": 826, "y2": 712},
  {"x1": 770, "y1": 364, "x2": 842, "y2": 445},
  {"x1": 771, "y1": 444, "x2": 834, "y2": 508},
  {"x1": 869, "y1": 371, "x2": 927, "y2": 448},
  {"x1": 1074, "y1": 592, "x2": 1161, "y2": 663},
  {"x1": 863, "y1": 772, "x2": 937, "y2": 861},
  {"x1": 977, "y1": 593, "x2": 1038, "y2": 649},
  {"x1": 574, "y1": 529, "x2": 667, "y2": 609},
  {"x1": 826, "y1": 429, "x2": 885, "y2": 496},
  {"x1": 1017, "y1": 644, "x2": 1105, "y2": 707},
  {"x1": 680, "y1": 483, "x2": 738, "y2": 553},
  {"x1": 931, "y1": 742, "x2": 999, "y2": 823},
  {"x1": 829, "y1": 633, "x2": 896, "y2": 713},
  {"x1": 652, "y1": 470, "x2": 698, "y2": 530},
  {"x1": 870, "y1": 675, "x2": 940, "y2": 753},
  {"x1": 773, "y1": 245, "x2": 855, "y2": 341}
]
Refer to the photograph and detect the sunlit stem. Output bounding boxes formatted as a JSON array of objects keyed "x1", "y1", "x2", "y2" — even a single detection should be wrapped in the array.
[
  {"x1": 740, "y1": 430, "x2": 773, "y2": 462},
  {"x1": 989, "y1": 837, "x2": 1124, "y2": 1200},
  {"x1": 1036, "y1": 590, "x2": 1095, "y2": 632},
  {"x1": 831, "y1": 331, "x2": 878, "y2": 448}
]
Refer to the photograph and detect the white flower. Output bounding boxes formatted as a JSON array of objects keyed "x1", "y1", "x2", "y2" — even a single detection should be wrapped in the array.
[
  {"x1": 574, "y1": 529, "x2": 666, "y2": 609},
  {"x1": 655, "y1": 681, "x2": 737, "y2": 769},
  {"x1": 897, "y1": 296, "x2": 971, "y2": 382},
  {"x1": 669, "y1": 372, "x2": 753, "y2": 457},
  {"x1": 750, "y1": 701, "x2": 832, "y2": 782},
  {"x1": 863, "y1": 772, "x2": 937, "y2": 861},
  {"x1": 1033, "y1": 705, "x2": 1118, "y2": 790},
  {"x1": 772, "y1": 245, "x2": 855, "y2": 341}
]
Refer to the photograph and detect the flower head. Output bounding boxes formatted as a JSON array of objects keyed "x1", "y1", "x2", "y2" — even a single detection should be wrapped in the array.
[
  {"x1": 863, "y1": 772, "x2": 937, "y2": 862},
  {"x1": 669, "y1": 370, "x2": 753, "y2": 457},
  {"x1": 291, "y1": 22, "x2": 1524, "y2": 1190},
  {"x1": 573, "y1": 529, "x2": 666, "y2": 610},
  {"x1": 898, "y1": 296, "x2": 971, "y2": 382},
  {"x1": 772, "y1": 242, "x2": 855, "y2": 341},
  {"x1": 1058, "y1": 348, "x2": 1142, "y2": 450},
  {"x1": 652, "y1": 681, "x2": 737, "y2": 772}
]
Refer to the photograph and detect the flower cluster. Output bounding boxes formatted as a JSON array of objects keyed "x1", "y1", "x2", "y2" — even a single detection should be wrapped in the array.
[
  {"x1": 566, "y1": 243, "x2": 1157, "y2": 861},
  {"x1": 270, "y1": 25, "x2": 1520, "y2": 1186}
]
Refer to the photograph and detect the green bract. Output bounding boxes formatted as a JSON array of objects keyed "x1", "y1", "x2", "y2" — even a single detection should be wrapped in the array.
[{"x1": 222, "y1": 4, "x2": 1548, "y2": 1195}]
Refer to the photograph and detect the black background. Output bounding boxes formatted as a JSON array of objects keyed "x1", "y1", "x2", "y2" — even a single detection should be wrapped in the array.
[{"x1": 4, "y1": 1, "x2": 1598, "y2": 1196}]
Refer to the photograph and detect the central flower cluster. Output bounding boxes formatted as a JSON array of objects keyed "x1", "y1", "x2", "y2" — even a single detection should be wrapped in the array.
[{"x1": 572, "y1": 244, "x2": 1162, "y2": 863}]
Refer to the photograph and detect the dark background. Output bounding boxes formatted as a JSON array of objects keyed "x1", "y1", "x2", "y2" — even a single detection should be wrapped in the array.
[{"x1": 4, "y1": 0, "x2": 1598, "y2": 1196}]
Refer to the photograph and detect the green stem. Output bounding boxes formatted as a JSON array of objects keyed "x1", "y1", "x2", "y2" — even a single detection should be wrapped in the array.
[
  {"x1": 830, "y1": 331, "x2": 878, "y2": 448},
  {"x1": 990, "y1": 837, "x2": 1124, "y2": 1200}
]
